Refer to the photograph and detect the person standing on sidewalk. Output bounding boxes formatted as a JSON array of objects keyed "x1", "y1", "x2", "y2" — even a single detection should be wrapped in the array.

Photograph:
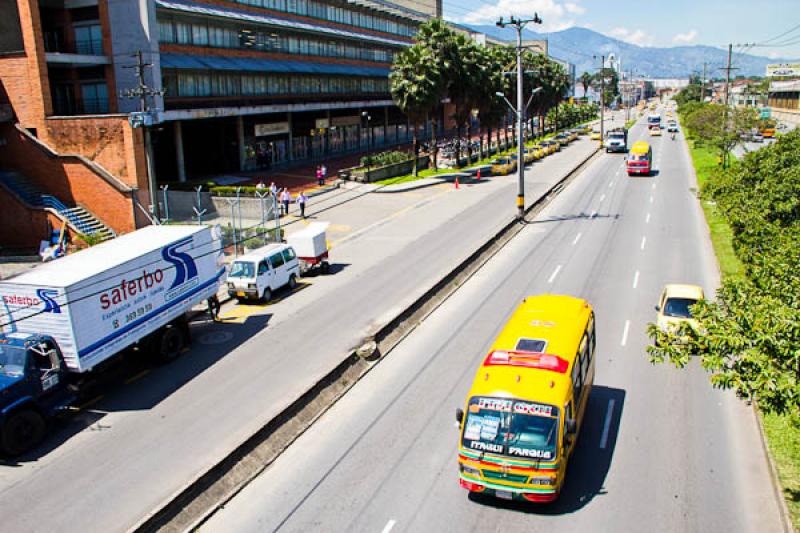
[
  {"x1": 296, "y1": 190, "x2": 308, "y2": 218},
  {"x1": 269, "y1": 182, "x2": 278, "y2": 197},
  {"x1": 207, "y1": 294, "x2": 220, "y2": 322},
  {"x1": 280, "y1": 188, "x2": 291, "y2": 216},
  {"x1": 316, "y1": 165, "x2": 323, "y2": 186},
  {"x1": 321, "y1": 164, "x2": 327, "y2": 185}
]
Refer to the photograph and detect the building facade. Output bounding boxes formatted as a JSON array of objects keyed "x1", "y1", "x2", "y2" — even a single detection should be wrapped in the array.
[{"x1": 0, "y1": 0, "x2": 432, "y2": 246}]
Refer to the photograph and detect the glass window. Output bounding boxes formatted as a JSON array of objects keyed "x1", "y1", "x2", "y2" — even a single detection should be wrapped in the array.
[
  {"x1": 515, "y1": 338, "x2": 547, "y2": 353},
  {"x1": 192, "y1": 23, "x2": 208, "y2": 46},
  {"x1": 81, "y1": 83, "x2": 108, "y2": 113},
  {"x1": 74, "y1": 24, "x2": 102, "y2": 54},
  {"x1": 158, "y1": 20, "x2": 174, "y2": 43},
  {"x1": 176, "y1": 22, "x2": 191, "y2": 44},
  {"x1": 230, "y1": 261, "x2": 256, "y2": 278},
  {"x1": 269, "y1": 252, "x2": 285, "y2": 268},
  {"x1": 663, "y1": 298, "x2": 698, "y2": 318},
  {"x1": 282, "y1": 247, "x2": 296, "y2": 262}
]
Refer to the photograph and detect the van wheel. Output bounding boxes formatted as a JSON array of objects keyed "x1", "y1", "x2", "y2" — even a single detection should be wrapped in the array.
[
  {"x1": 288, "y1": 274, "x2": 298, "y2": 290},
  {"x1": 2, "y1": 409, "x2": 46, "y2": 456},
  {"x1": 261, "y1": 287, "x2": 272, "y2": 303},
  {"x1": 158, "y1": 325, "x2": 184, "y2": 363},
  {"x1": 320, "y1": 261, "x2": 330, "y2": 275}
]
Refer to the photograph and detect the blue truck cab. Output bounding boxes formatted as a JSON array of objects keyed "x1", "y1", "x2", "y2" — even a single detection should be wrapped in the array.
[{"x1": 0, "y1": 333, "x2": 75, "y2": 455}]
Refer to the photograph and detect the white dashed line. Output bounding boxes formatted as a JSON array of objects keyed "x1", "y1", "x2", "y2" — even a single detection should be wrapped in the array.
[
  {"x1": 382, "y1": 520, "x2": 397, "y2": 533},
  {"x1": 649, "y1": 195, "x2": 654, "y2": 204},
  {"x1": 651, "y1": 183, "x2": 656, "y2": 190},
  {"x1": 621, "y1": 320, "x2": 631, "y2": 346},
  {"x1": 608, "y1": 181, "x2": 614, "y2": 188},
  {"x1": 572, "y1": 232, "x2": 582, "y2": 245},
  {"x1": 646, "y1": 212, "x2": 651, "y2": 224},
  {"x1": 599, "y1": 194, "x2": 606, "y2": 202},
  {"x1": 590, "y1": 210, "x2": 598, "y2": 219},
  {"x1": 633, "y1": 270, "x2": 640, "y2": 289},
  {"x1": 548, "y1": 265, "x2": 562, "y2": 284},
  {"x1": 641, "y1": 236, "x2": 647, "y2": 250},
  {"x1": 600, "y1": 399, "x2": 616, "y2": 449}
]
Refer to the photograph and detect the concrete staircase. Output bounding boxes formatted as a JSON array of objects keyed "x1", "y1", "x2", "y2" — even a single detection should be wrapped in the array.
[{"x1": 0, "y1": 170, "x2": 115, "y2": 240}]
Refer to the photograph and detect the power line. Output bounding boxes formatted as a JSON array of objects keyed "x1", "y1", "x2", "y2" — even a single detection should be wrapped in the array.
[{"x1": 756, "y1": 22, "x2": 800, "y2": 45}]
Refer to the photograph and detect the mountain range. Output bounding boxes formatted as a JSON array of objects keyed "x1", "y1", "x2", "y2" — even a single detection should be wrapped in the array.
[{"x1": 464, "y1": 25, "x2": 797, "y2": 79}]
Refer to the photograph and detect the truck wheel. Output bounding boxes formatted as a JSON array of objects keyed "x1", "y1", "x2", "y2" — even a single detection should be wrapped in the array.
[
  {"x1": 320, "y1": 261, "x2": 330, "y2": 275},
  {"x1": 261, "y1": 287, "x2": 272, "y2": 303},
  {"x1": 2, "y1": 409, "x2": 46, "y2": 456},
  {"x1": 288, "y1": 274, "x2": 298, "y2": 290},
  {"x1": 158, "y1": 325, "x2": 184, "y2": 363}
]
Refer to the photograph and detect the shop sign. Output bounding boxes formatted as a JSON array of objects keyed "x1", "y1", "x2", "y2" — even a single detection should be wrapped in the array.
[
  {"x1": 255, "y1": 122, "x2": 289, "y2": 136},
  {"x1": 315, "y1": 118, "x2": 330, "y2": 129},
  {"x1": 331, "y1": 115, "x2": 360, "y2": 127},
  {"x1": 766, "y1": 63, "x2": 800, "y2": 77}
]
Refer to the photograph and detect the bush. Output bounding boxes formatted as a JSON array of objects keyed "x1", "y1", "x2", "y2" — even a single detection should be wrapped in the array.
[{"x1": 360, "y1": 150, "x2": 410, "y2": 168}]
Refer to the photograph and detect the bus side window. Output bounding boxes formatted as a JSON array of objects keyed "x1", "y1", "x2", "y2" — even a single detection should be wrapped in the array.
[
  {"x1": 571, "y1": 353, "x2": 583, "y2": 402},
  {"x1": 580, "y1": 334, "x2": 590, "y2": 381},
  {"x1": 589, "y1": 313, "x2": 597, "y2": 356}
]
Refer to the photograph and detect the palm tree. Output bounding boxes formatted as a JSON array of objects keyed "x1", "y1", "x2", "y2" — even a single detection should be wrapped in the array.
[
  {"x1": 580, "y1": 71, "x2": 592, "y2": 99},
  {"x1": 390, "y1": 43, "x2": 441, "y2": 176}
]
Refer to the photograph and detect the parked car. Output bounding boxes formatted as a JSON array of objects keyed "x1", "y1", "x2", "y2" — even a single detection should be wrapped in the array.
[
  {"x1": 227, "y1": 243, "x2": 300, "y2": 303},
  {"x1": 490, "y1": 156, "x2": 516, "y2": 175}
]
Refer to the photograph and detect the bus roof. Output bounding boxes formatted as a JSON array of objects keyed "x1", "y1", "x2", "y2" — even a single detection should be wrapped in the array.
[
  {"x1": 630, "y1": 141, "x2": 650, "y2": 154},
  {"x1": 467, "y1": 295, "x2": 592, "y2": 406}
]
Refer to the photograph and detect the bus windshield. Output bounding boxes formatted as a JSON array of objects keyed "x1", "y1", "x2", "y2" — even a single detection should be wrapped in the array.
[
  {"x1": 0, "y1": 344, "x2": 27, "y2": 377},
  {"x1": 461, "y1": 396, "x2": 560, "y2": 461}
]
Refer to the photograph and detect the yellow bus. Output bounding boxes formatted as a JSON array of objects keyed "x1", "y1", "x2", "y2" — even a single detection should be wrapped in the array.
[{"x1": 456, "y1": 294, "x2": 596, "y2": 503}]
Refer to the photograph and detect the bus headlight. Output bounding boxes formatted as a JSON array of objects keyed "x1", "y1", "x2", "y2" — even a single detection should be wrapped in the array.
[
  {"x1": 460, "y1": 464, "x2": 481, "y2": 478},
  {"x1": 530, "y1": 476, "x2": 556, "y2": 486}
]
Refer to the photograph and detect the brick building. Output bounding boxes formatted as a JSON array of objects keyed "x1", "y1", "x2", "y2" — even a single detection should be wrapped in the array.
[{"x1": 0, "y1": 0, "x2": 434, "y2": 248}]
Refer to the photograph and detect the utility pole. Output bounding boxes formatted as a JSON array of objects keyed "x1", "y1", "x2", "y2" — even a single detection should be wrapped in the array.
[
  {"x1": 121, "y1": 51, "x2": 165, "y2": 221},
  {"x1": 497, "y1": 14, "x2": 543, "y2": 219},
  {"x1": 701, "y1": 61, "x2": 708, "y2": 102},
  {"x1": 593, "y1": 55, "x2": 605, "y2": 147},
  {"x1": 722, "y1": 44, "x2": 735, "y2": 108}
]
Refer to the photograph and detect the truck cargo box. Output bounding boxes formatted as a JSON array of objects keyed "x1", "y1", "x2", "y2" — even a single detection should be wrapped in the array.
[
  {"x1": 286, "y1": 222, "x2": 329, "y2": 258},
  {"x1": 0, "y1": 225, "x2": 225, "y2": 373}
]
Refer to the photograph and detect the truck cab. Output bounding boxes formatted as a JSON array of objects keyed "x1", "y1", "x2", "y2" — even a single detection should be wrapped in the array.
[
  {"x1": 0, "y1": 333, "x2": 74, "y2": 455},
  {"x1": 605, "y1": 128, "x2": 628, "y2": 153}
]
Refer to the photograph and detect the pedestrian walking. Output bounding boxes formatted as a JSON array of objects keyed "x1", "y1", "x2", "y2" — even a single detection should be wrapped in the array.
[
  {"x1": 207, "y1": 294, "x2": 220, "y2": 321},
  {"x1": 316, "y1": 165, "x2": 323, "y2": 186},
  {"x1": 296, "y1": 190, "x2": 307, "y2": 218},
  {"x1": 269, "y1": 181, "x2": 277, "y2": 196},
  {"x1": 280, "y1": 188, "x2": 291, "y2": 216},
  {"x1": 321, "y1": 164, "x2": 327, "y2": 184}
]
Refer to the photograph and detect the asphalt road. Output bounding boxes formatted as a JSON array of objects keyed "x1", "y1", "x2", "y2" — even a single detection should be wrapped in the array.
[
  {"x1": 205, "y1": 118, "x2": 784, "y2": 533},
  {"x1": 0, "y1": 116, "x2": 617, "y2": 532}
]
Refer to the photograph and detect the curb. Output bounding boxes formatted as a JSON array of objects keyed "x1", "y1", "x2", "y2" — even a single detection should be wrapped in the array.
[
  {"x1": 134, "y1": 145, "x2": 601, "y2": 533},
  {"x1": 753, "y1": 406, "x2": 795, "y2": 533}
]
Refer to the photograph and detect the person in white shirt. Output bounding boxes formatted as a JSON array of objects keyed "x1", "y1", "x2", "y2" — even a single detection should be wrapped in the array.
[{"x1": 296, "y1": 191, "x2": 307, "y2": 218}]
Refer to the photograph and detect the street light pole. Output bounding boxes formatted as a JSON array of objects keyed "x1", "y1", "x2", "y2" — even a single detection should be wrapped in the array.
[
  {"x1": 593, "y1": 54, "x2": 605, "y2": 148},
  {"x1": 497, "y1": 14, "x2": 543, "y2": 219}
]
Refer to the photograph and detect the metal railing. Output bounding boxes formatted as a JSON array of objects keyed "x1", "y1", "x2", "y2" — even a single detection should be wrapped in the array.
[
  {"x1": 43, "y1": 34, "x2": 104, "y2": 56},
  {"x1": 52, "y1": 96, "x2": 109, "y2": 116}
]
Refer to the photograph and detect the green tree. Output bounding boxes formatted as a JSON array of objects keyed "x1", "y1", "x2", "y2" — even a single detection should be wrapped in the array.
[
  {"x1": 684, "y1": 103, "x2": 758, "y2": 166},
  {"x1": 390, "y1": 43, "x2": 441, "y2": 176},
  {"x1": 580, "y1": 71, "x2": 592, "y2": 99},
  {"x1": 648, "y1": 130, "x2": 800, "y2": 417}
]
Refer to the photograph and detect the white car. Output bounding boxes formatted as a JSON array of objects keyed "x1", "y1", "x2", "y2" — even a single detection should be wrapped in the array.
[{"x1": 227, "y1": 243, "x2": 300, "y2": 302}]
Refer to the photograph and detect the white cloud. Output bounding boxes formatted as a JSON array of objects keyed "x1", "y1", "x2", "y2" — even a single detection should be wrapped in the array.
[
  {"x1": 672, "y1": 30, "x2": 698, "y2": 44},
  {"x1": 608, "y1": 27, "x2": 655, "y2": 47},
  {"x1": 452, "y1": 0, "x2": 584, "y2": 32}
]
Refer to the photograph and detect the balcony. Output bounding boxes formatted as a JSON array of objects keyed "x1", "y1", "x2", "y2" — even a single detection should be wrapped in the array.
[
  {"x1": 52, "y1": 97, "x2": 110, "y2": 116},
  {"x1": 44, "y1": 35, "x2": 109, "y2": 65}
]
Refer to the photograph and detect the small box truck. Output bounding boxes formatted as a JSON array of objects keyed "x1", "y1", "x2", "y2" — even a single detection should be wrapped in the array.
[{"x1": 0, "y1": 225, "x2": 225, "y2": 455}]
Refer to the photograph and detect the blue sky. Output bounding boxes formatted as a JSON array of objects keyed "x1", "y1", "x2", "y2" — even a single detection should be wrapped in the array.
[{"x1": 443, "y1": 0, "x2": 800, "y2": 60}]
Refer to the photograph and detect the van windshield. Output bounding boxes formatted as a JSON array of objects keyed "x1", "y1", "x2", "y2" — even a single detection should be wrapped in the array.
[
  {"x1": 229, "y1": 261, "x2": 255, "y2": 278},
  {"x1": 461, "y1": 396, "x2": 559, "y2": 461},
  {"x1": 0, "y1": 345, "x2": 27, "y2": 377}
]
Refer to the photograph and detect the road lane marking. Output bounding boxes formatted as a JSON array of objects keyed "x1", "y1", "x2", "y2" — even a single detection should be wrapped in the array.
[
  {"x1": 590, "y1": 209, "x2": 597, "y2": 218},
  {"x1": 651, "y1": 183, "x2": 656, "y2": 190},
  {"x1": 572, "y1": 232, "x2": 582, "y2": 245},
  {"x1": 600, "y1": 399, "x2": 616, "y2": 449},
  {"x1": 599, "y1": 194, "x2": 606, "y2": 202},
  {"x1": 640, "y1": 236, "x2": 647, "y2": 250},
  {"x1": 633, "y1": 270, "x2": 640, "y2": 289},
  {"x1": 608, "y1": 180, "x2": 613, "y2": 188},
  {"x1": 649, "y1": 195, "x2": 654, "y2": 204},
  {"x1": 382, "y1": 519, "x2": 397, "y2": 533},
  {"x1": 621, "y1": 320, "x2": 630, "y2": 346},
  {"x1": 548, "y1": 265, "x2": 562, "y2": 283},
  {"x1": 646, "y1": 212, "x2": 651, "y2": 224}
]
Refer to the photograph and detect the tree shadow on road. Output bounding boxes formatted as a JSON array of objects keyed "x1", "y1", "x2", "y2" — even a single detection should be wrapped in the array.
[{"x1": 468, "y1": 385, "x2": 626, "y2": 515}]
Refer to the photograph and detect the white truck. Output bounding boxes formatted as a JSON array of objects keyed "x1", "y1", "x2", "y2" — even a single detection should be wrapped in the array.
[
  {"x1": 0, "y1": 225, "x2": 225, "y2": 455},
  {"x1": 287, "y1": 222, "x2": 330, "y2": 275}
]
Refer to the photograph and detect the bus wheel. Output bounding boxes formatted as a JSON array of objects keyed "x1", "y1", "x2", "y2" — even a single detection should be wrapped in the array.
[{"x1": 2, "y1": 409, "x2": 46, "y2": 456}]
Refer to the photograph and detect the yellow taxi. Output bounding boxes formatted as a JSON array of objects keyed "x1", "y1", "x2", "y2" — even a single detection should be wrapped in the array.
[
  {"x1": 491, "y1": 156, "x2": 517, "y2": 175},
  {"x1": 541, "y1": 140, "x2": 559, "y2": 154},
  {"x1": 649, "y1": 126, "x2": 662, "y2": 137},
  {"x1": 656, "y1": 284, "x2": 705, "y2": 332},
  {"x1": 457, "y1": 294, "x2": 596, "y2": 503},
  {"x1": 590, "y1": 127, "x2": 601, "y2": 140}
]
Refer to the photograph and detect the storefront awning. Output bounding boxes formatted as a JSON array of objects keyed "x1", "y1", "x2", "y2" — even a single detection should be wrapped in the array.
[
  {"x1": 160, "y1": 53, "x2": 390, "y2": 77},
  {"x1": 154, "y1": 0, "x2": 411, "y2": 48}
]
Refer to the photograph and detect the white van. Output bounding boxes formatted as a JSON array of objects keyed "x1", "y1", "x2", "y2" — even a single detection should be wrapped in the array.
[{"x1": 226, "y1": 243, "x2": 300, "y2": 303}]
